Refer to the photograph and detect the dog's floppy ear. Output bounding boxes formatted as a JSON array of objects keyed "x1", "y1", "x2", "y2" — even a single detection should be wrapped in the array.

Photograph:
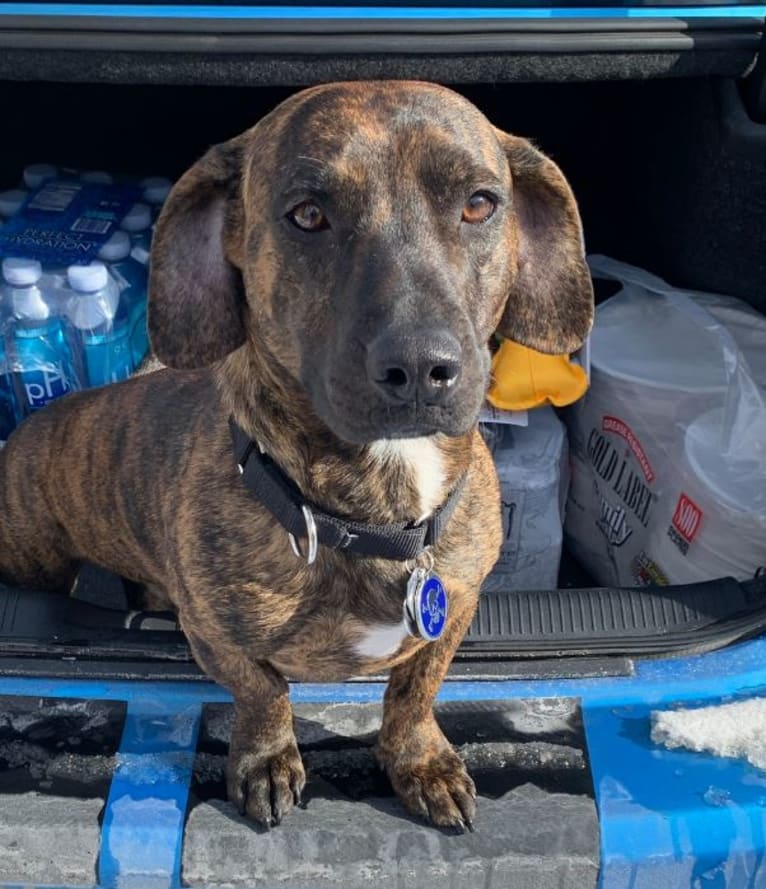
[
  {"x1": 495, "y1": 130, "x2": 594, "y2": 355},
  {"x1": 148, "y1": 137, "x2": 247, "y2": 369}
]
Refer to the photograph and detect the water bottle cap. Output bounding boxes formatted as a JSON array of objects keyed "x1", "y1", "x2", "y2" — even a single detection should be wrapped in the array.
[
  {"x1": 0, "y1": 189, "x2": 27, "y2": 219},
  {"x1": 23, "y1": 164, "x2": 57, "y2": 190},
  {"x1": 67, "y1": 261, "x2": 109, "y2": 292},
  {"x1": 130, "y1": 245, "x2": 151, "y2": 266},
  {"x1": 98, "y1": 230, "x2": 132, "y2": 262},
  {"x1": 8, "y1": 267, "x2": 49, "y2": 321},
  {"x1": 81, "y1": 170, "x2": 114, "y2": 185},
  {"x1": 2, "y1": 257, "x2": 42, "y2": 286},
  {"x1": 120, "y1": 202, "x2": 152, "y2": 233},
  {"x1": 140, "y1": 177, "x2": 172, "y2": 205}
]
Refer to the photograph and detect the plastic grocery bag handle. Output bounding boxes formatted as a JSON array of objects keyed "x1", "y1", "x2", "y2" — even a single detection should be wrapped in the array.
[{"x1": 587, "y1": 255, "x2": 766, "y2": 460}]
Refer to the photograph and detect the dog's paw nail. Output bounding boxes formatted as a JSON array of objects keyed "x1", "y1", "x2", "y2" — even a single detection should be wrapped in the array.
[{"x1": 465, "y1": 818, "x2": 475, "y2": 833}]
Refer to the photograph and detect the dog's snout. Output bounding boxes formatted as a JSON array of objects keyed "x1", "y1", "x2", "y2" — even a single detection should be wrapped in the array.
[{"x1": 366, "y1": 329, "x2": 462, "y2": 404}]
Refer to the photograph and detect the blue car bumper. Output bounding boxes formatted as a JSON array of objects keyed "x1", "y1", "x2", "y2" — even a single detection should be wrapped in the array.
[{"x1": 0, "y1": 635, "x2": 765, "y2": 888}]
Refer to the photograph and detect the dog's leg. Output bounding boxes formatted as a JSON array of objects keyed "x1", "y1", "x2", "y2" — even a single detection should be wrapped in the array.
[
  {"x1": 376, "y1": 587, "x2": 478, "y2": 830},
  {"x1": 0, "y1": 414, "x2": 80, "y2": 592},
  {"x1": 0, "y1": 485, "x2": 79, "y2": 592},
  {"x1": 0, "y1": 546, "x2": 78, "y2": 593},
  {"x1": 226, "y1": 667, "x2": 306, "y2": 827},
  {"x1": 185, "y1": 631, "x2": 305, "y2": 826}
]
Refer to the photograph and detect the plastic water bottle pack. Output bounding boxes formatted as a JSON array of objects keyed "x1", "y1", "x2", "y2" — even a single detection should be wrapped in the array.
[
  {"x1": 0, "y1": 164, "x2": 173, "y2": 441},
  {"x1": 0, "y1": 257, "x2": 78, "y2": 432}
]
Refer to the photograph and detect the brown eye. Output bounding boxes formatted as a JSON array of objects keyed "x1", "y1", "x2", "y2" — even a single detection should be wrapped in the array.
[
  {"x1": 462, "y1": 192, "x2": 496, "y2": 225},
  {"x1": 288, "y1": 202, "x2": 329, "y2": 232}
]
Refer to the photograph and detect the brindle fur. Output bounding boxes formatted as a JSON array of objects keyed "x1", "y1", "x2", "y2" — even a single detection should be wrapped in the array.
[{"x1": 0, "y1": 81, "x2": 592, "y2": 830}]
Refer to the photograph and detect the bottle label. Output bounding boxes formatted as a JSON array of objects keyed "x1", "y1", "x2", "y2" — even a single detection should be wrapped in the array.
[
  {"x1": 129, "y1": 304, "x2": 149, "y2": 366},
  {"x1": 19, "y1": 366, "x2": 71, "y2": 411},
  {"x1": 0, "y1": 380, "x2": 16, "y2": 439},
  {"x1": 84, "y1": 334, "x2": 134, "y2": 387}
]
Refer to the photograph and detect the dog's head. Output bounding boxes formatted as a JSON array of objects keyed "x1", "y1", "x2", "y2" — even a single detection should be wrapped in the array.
[{"x1": 149, "y1": 81, "x2": 593, "y2": 444}]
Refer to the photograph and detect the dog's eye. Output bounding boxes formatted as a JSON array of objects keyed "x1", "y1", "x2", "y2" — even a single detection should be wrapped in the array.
[
  {"x1": 462, "y1": 192, "x2": 496, "y2": 225},
  {"x1": 288, "y1": 202, "x2": 329, "y2": 232}
]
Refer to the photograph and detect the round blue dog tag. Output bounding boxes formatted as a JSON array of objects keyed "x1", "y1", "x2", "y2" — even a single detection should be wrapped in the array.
[{"x1": 404, "y1": 569, "x2": 448, "y2": 642}]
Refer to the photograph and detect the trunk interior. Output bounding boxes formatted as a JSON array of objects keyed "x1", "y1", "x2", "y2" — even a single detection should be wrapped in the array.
[
  {"x1": 1, "y1": 74, "x2": 765, "y2": 677},
  {"x1": 4, "y1": 76, "x2": 765, "y2": 307}
]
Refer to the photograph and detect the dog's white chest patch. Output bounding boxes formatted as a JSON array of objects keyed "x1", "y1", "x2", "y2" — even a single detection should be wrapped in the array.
[
  {"x1": 369, "y1": 437, "x2": 445, "y2": 521},
  {"x1": 354, "y1": 620, "x2": 410, "y2": 659}
]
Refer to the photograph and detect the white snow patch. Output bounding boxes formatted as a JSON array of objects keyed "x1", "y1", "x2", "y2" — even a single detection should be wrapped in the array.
[{"x1": 651, "y1": 697, "x2": 766, "y2": 770}]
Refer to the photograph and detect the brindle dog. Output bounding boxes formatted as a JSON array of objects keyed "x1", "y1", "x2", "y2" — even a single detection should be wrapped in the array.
[{"x1": 0, "y1": 81, "x2": 592, "y2": 830}]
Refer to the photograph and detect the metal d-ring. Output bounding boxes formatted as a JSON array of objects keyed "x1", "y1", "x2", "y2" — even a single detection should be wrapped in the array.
[
  {"x1": 405, "y1": 547, "x2": 435, "y2": 575},
  {"x1": 289, "y1": 505, "x2": 318, "y2": 565}
]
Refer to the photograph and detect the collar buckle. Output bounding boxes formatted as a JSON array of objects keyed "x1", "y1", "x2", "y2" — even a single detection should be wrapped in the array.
[
  {"x1": 229, "y1": 416, "x2": 464, "y2": 564},
  {"x1": 339, "y1": 530, "x2": 359, "y2": 550}
]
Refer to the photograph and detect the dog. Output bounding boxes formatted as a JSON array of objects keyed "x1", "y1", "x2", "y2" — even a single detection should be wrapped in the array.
[{"x1": 0, "y1": 81, "x2": 593, "y2": 830}]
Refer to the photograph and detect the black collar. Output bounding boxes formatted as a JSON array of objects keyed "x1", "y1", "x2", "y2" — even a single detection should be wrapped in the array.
[{"x1": 229, "y1": 418, "x2": 465, "y2": 561}]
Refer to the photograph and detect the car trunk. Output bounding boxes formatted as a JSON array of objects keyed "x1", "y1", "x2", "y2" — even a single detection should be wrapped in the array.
[{"x1": 0, "y1": 71, "x2": 765, "y2": 678}]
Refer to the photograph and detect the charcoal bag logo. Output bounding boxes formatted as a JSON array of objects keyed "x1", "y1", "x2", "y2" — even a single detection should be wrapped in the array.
[
  {"x1": 597, "y1": 495, "x2": 633, "y2": 547},
  {"x1": 667, "y1": 493, "x2": 703, "y2": 555}
]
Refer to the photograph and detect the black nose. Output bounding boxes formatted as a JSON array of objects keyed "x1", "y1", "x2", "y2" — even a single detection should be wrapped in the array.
[{"x1": 366, "y1": 328, "x2": 463, "y2": 404}]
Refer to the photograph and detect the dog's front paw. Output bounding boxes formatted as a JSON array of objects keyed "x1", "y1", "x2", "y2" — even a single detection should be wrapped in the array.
[
  {"x1": 226, "y1": 742, "x2": 306, "y2": 827},
  {"x1": 379, "y1": 741, "x2": 476, "y2": 831}
]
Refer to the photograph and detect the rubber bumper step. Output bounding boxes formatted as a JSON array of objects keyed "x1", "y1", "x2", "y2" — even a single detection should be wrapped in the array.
[
  {"x1": 462, "y1": 575, "x2": 766, "y2": 658},
  {"x1": 0, "y1": 573, "x2": 763, "y2": 662}
]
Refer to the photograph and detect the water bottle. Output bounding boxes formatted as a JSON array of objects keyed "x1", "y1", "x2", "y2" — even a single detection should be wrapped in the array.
[
  {"x1": 98, "y1": 230, "x2": 149, "y2": 366},
  {"x1": 65, "y1": 262, "x2": 134, "y2": 388},
  {"x1": 140, "y1": 176, "x2": 172, "y2": 220},
  {"x1": 3, "y1": 257, "x2": 78, "y2": 417},
  {"x1": 0, "y1": 189, "x2": 27, "y2": 222},
  {"x1": 120, "y1": 202, "x2": 153, "y2": 254},
  {"x1": 22, "y1": 164, "x2": 57, "y2": 190},
  {"x1": 0, "y1": 291, "x2": 18, "y2": 439}
]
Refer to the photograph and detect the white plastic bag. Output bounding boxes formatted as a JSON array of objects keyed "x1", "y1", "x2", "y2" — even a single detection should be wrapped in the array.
[
  {"x1": 482, "y1": 406, "x2": 569, "y2": 591},
  {"x1": 564, "y1": 255, "x2": 766, "y2": 587}
]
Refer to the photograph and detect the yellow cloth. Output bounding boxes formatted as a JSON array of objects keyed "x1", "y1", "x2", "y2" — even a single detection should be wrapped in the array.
[{"x1": 487, "y1": 339, "x2": 589, "y2": 411}]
